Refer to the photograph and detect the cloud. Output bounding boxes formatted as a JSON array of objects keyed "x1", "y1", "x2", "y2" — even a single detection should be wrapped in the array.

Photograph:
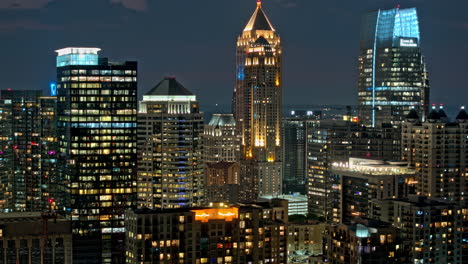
[
  {"x1": 0, "y1": 0, "x2": 54, "y2": 9},
  {"x1": 274, "y1": 0, "x2": 297, "y2": 8},
  {"x1": 0, "y1": 0, "x2": 148, "y2": 11},
  {"x1": 110, "y1": 0, "x2": 148, "y2": 11},
  {"x1": 0, "y1": 19, "x2": 63, "y2": 31}
]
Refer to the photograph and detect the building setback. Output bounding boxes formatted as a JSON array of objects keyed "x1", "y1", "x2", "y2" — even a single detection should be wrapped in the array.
[
  {"x1": 358, "y1": 7, "x2": 430, "y2": 127},
  {"x1": 234, "y1": 0, "x2": 283, "y2": 200},
  {"x1": 56, "y1": 47, "x2": 138, "y2": 264},
  {"x1": 137, "y1": 77, "x2": 204, "y2": 209}
]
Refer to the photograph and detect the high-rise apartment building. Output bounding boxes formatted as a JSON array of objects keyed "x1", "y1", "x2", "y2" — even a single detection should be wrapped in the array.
[
  {"x1": 234, "y1": 0, "x2": 283, "y2": 200},
  {"x1": 306, "y1": 120, "x2": 401, "y2": 222},
  {"x1": 331, "y1": 158, "x2": 415, "y2": 223},
  {"x1": 0, "y1": 90, "x2": 58, "y2": 213},
  {"x1": 402, "y1": 108, "x2": 467, "y2": 204},
  {"x1": 358, "y1": 7, "x2": 430, "y2": 127},
  {"x1": 125, "y1": 201, "x2": 288, "y2": 264},
  {"x1": 204, "y1": 114, "x2": 239, "y2": 163},
  {"x1": 55, "y1": 47, "x2": 138, "y2": 263},
  {"x1": 370, "y1": 196, "x2": 462, "y2": 264},
  {"x1": 137, "y1": 77, "x2": 204, "y2": 209},
  {"x1": 402, "y1": 108, "x2": 468, "y2": 262}
]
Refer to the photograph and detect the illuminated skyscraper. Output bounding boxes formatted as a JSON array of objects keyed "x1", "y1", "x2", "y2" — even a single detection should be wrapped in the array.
[
  {"x1": 0, "y1": 90, "x2": 59, "y2": 212},
  {"x1": 234, "y1": 0, "x2": 283, "y2": 200},
  {"x1": 55, "y1": 47, "x2": 137, "y2": 263},
  {"x1": 358, "y1": 7, "x2": 430, "y2": 127},
  {"x1": 137, "y1": 77, "x2": 204, "y2": 209},
  {"x1": 203, "y1": 114, "x2": 239, "y2": 163}
]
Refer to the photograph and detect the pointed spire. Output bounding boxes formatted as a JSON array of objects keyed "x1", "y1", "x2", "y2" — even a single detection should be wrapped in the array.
[{"x1": 244, "y1": 0, "x2": 275, "y2": 32}]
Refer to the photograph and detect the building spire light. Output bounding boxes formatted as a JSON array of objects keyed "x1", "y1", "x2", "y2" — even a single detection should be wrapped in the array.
[{"x1": 257, "y1": 0, "x2": 262, "y2": 8}]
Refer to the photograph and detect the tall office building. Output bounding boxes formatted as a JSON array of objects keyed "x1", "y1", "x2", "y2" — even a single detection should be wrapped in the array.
[
  {"x1": 282, "y1": 111, "x2": 316, "y2": 195},
  {"x1": 55, "y1": 47, "x2": 137, "y2": 263},
  {"x1": 203, "y1": 114, "x2": 239, "y2": 163},
  {"x1": 0, "y1": 90, "x2": 58, "y2": 213},
  {"x1": 234, "y1": 0, "x2": 283, "y2": 200},
  {"x1": 137, "y1": 77, "x2": 204, "y2": 209},
  {"x1": 358, "y1": 7, "x2": 430, "y2": 127}
]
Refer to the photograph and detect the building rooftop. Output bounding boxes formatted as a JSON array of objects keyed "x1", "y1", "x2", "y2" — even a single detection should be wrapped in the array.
[
  {"x1": 145, "y1": 77, "x2": 194, "y2": 96},
  {"x1": 332, "y1": 158, "x2": 415, "y2": 176},
  {"x1": 260, "y1": 194, "x2": 307, "y2": 203},
  {"x1": 208, "y1": 114, "x2": 236, "y2": 127},
  {"x1": 243, "y1": 1, "x2": 275, "y2": 32}
]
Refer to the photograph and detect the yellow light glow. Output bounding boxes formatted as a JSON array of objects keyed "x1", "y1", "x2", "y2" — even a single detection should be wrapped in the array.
[{"x1": 192, "y1": 208, "x2": 239, "y2": 222}]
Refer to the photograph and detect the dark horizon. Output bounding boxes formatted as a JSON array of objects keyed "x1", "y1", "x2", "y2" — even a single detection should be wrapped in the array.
[{"x1": 1, "y1": 0, "x2": 467, "y2": 108}]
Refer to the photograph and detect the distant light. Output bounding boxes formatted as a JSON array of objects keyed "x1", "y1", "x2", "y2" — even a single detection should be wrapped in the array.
[
  {"x1": 7, "y1": 88, "x2": 11, "y2": 91},
  {"x1": 50, "y1": 82, "x2": 57, "y2": 96},
  {"x1": 291, "y1": 111, "x2": 295, "y2": 116},
  {"x1": 462, "y1": 106, "x2": 466, "y2": 110}
]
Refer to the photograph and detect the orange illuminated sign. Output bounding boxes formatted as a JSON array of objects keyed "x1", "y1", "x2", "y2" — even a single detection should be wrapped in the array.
[{"x1": 191, "y1": 208, "x2": 239, "y2": 222}]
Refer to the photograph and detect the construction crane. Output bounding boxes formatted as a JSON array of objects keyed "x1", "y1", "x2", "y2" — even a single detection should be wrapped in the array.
[{"x1": 42, "y1": 198, "x2": 57, "y2": 264}]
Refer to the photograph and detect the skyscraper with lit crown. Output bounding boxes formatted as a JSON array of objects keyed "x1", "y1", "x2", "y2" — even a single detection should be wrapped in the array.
[
  {"x1": 55, "y1": 47, "x2": 137, "y2": 264},
  {"x1": 234, "y1": 0, "x2": 283, "y2": 200},
  {"x1": 358, "y1": 7, "x2": 430, "y2": 127}
]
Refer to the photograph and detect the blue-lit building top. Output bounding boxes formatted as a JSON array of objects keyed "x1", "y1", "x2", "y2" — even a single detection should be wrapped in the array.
[
  {"x1": 361, "y1": 7, "x2": 420, "y2": 49},
  {"x1": 55, "y1": 47, "x2": 100, "y2": 67}
]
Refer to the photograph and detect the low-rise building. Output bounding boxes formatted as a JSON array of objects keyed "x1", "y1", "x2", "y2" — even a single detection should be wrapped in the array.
[
  {"x1": 0, "y1": 212, "x2": 72, "y2": 263},
  {"x1": 323, "y1": 219, "x2": 406, "y2": 264},
  {"x1": 259, "y1": 194, "x2": 308, "y2": 216},
  {"x1": 287, "y1": 221, "x2": 326, "y2": 264}
]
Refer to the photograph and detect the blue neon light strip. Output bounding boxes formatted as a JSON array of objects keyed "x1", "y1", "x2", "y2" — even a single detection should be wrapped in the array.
[{"x1": 372, "y1": 9, "x2": 381, "y2": 128}]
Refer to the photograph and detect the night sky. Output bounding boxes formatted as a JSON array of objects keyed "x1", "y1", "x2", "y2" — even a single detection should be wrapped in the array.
[{"x1": 1, "y1": 0, "x2": 467, "y2": 111}]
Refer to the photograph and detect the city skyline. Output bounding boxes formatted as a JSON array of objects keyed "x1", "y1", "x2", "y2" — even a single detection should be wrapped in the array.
[
  {"x1": 0, "y1": 1, "x2": 467, "y2": 263},
  {"x1": 1, "y1": 0, "x2": 467, "y2": 108}
]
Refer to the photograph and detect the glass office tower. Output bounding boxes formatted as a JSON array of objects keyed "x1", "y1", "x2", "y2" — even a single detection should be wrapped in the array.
[
  {"x1": 358, "y1": 7, "x2": 430, "y2": 127},
  {"x1": 55, "y1": 47, "x2": 137, "y2": 264}
]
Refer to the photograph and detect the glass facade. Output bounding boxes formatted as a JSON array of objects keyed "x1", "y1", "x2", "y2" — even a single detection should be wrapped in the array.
[
  {"x1": 358, "y1": 7, "x2": 429, "y2": 127},
  {"x1": 56, "y1": 48, "x2": 137, "y2": 264}
]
